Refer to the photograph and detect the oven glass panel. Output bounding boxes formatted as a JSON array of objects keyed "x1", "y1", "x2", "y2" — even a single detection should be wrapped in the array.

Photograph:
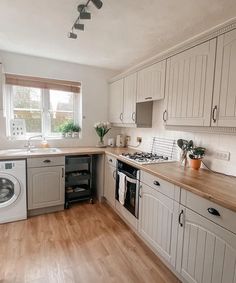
[{"x1": 124, "y1": 179, "x2": 137, "y2": 216}]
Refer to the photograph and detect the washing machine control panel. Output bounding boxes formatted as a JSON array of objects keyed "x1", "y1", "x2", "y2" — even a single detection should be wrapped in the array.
[{"x1": 5, "y1": 163, "x2": 13, "y2": 169}]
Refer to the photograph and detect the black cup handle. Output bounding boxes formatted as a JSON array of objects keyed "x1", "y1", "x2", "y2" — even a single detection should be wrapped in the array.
[
  {"x1": 153, "y1": 180, "x2": 160, "y2": 186},
  {"x1": 43, "y1": 159, "x2": 51, "y2": 163},
  {"x1": 207, "y1": 207, "x2": 220, "y2": 216}
]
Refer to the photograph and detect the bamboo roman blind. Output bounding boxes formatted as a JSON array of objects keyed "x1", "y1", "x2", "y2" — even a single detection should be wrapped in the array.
[{"x1": 5, "y1": 74, "x2": 81, "y2": 93}]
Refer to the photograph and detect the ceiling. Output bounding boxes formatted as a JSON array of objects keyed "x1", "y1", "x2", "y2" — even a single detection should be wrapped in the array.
[{"x1": 0, "y1": 0, "x2": 235, "y2": 71}]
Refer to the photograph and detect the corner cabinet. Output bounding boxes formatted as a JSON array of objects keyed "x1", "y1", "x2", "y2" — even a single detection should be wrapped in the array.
[
  {"x1": 139, "y1": 182, "x2": 179, "y2": 268},
  {"x1": 163, "y1": 39, "x2": 216, "y2": 126},
  {"x1": 137, "y1": 60, "x2": 166, "y2": 103},
  {"x1": 109, "y1": 79, "x2": 124, "y2": 124},
  {"x1": 212, "y1": 29, "x2": 236, "y2": 127},
  {"x1": 177, "y1": 207, "x2": 236, "y2": 283}
]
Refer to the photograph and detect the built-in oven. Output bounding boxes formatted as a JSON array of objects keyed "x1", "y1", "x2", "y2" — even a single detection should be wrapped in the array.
[{"x1": 116, "y1": 160, "x2": 140, "y2": 218}]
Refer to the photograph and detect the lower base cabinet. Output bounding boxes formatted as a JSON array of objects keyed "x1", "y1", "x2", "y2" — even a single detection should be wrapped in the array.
[
  {"x1": 28, "y1": 166, "x2": 65, "y2": 210},
  {"x1": 139, "y1": 183, "x2": 179, "y2": 268},
  {"x1": 177, "y1": 206, "x2": 236, "y2": 283}
]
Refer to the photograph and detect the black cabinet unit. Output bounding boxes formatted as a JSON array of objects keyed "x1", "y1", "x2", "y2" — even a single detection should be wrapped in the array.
[{"x1": 65, "y1": 155, "x2": 94, "y2": 208}]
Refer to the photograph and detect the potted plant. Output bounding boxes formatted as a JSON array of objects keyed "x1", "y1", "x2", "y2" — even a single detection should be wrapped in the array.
[
  {"x1": 177, "y1": 139, "x2": 193, "y2": 167},
  {"x1": 58, "y1": 121, "x2": 81, "y2": 138},
  {"x1": 189, "y1": 147, "x2": 206, "y2": 170},
  {"x1": 94, "y1": 122, "x2": 111, "y2": 147}
]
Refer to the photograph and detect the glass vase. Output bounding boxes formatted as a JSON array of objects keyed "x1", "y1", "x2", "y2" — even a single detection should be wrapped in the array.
[{"x1": 96, "y1": 136, "x2": 106, "y2": 148}]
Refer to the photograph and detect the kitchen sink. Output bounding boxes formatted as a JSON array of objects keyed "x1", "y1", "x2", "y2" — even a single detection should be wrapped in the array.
[
  {"x1": 29, "y1": 148, "x2": 61, "y2": 154},
  {"x1": 0, "y1": 148, "x2": 61, "y2": 156}
]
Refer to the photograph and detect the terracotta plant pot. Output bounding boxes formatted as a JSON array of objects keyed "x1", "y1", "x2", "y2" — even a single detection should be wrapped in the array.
[{"x1": 189, "y1": 159, "x2": 202, "y2": 170}]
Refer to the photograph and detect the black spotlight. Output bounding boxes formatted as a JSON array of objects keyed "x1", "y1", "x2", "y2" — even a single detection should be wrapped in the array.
[
  {"x1": 78, "y1": 4, "x2": 91, "y2": 19},
  {"x1": 68, "y1": 32, "x2": 77, "y2": 39},
  {"x1": 74, "y1": 23, "x2": 84, "y2": 31},
  {"x1": 91, "y1": 0, "x2": 103, "y2": 9}
]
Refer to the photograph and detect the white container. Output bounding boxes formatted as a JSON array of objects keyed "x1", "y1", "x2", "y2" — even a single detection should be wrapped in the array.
[
  {"x1": 116, "y1": 135, "x2": 126, "y2": 147},
  {"x1": 108, "y1": 138, "x2": 115, "y2": 147}
]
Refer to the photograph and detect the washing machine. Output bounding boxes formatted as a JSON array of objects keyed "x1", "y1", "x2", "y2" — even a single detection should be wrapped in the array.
[{"x1": 0, "y1": 160, "x2": 27, "y2": 224}]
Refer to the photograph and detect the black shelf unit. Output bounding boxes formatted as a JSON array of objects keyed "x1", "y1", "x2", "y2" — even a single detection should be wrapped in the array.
[{"x1": 65, "y1": 155, "x2": 94, "y2": 208}]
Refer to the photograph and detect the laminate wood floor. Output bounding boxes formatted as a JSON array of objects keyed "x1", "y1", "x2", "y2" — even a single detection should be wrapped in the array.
[{"x1": 0, "y1": 203, "x2": 181, "y2": 283}]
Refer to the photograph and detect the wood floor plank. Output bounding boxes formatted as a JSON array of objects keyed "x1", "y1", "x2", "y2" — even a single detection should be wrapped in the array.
[{"x1": 0, "y1": 203, "x2": 180, "y2": 283}]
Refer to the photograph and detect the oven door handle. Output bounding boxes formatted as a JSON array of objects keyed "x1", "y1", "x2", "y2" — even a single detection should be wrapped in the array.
[
  {"x1": 118, "y1": 169, "x2": 138, "y2": 181},
  {"x1": 125, "y1": 175, "x2": 138, "y2": 184}
]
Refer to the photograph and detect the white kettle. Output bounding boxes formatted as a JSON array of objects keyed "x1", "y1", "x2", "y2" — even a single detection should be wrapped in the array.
[{"x1": 116, "y1": 135, "x2": 126, "y2": 147}]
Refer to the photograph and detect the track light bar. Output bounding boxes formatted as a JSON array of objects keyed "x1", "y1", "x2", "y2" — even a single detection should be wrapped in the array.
[
  {"x1": 68, "y1": 31, "x2": 77, "y2": 39},
  {"x1": 91, "y1": 0, "x2": 103, "y2": 9},
  {"x1": 68, "y1": 0, "x2": 103, "y2": 39},
  {"x1": 74, "y1": 23, "x2": 84, "y2": 31}
]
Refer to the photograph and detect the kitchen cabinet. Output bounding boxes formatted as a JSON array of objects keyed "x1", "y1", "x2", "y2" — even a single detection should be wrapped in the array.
[
  {"x1": 177, "y1": 206, "x2": 236, "y2": 283},
  {"x1": 212, "y1": 29, "x2": 236, "y2": 127},
  {"x1": 27, "y1": 157, "x2": 65, "y2": 211},
  {"x1": 109, "y1": 79, "x2": 124, "y2": 123},
  {"x1": 104, "y1": 155, "x2": 116, "y2": 208},
  {"x1": 139, "y1": 182, "x2": 179, "y2": 268},
  {"x1": 164, "y1": 39, "x2": 216, "y2": 126},
  {"x1": 123, "y1": 73, "x2": 137, "y2": 124},
  {"x1": 137, "y1": 61, "x2": 166, "y2": 103}
]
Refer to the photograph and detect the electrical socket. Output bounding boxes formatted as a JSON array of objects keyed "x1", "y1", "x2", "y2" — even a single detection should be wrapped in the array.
[
  {"x1": 137, "y1": 137, "x2": 142, "y2": 143},
  {"x1": 213, "y1": 150, "x2": 230, "y2": 161}
]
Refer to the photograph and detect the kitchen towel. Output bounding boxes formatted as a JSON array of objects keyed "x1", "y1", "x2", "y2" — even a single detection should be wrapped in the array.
[{"x1": 118, "y1": 171, "x2": 126, "y2": 205}]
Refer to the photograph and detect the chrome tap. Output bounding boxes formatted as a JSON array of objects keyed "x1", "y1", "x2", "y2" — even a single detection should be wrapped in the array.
[{"x1": 25, "y1": 135, "x2": 43, "y2": 152}]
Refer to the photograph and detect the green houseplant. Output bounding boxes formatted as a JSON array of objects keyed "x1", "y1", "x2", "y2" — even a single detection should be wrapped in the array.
[
  {"x1": 58, "y1": 121, "x2": 81, "y2": 138},
  {"x1": 189, "y1": 147, "x2": 206, "y2": 170}
]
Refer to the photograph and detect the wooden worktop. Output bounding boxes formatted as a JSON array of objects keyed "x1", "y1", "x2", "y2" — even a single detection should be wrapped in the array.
[
  {"x1": 106, "y1": 148, "x2": 236, "y2": 213},
  {"x1": 0, "y1": 146, "x2": 236, "y2": 213}
]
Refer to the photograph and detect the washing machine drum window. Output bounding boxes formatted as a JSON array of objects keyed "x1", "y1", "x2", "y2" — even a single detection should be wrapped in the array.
[
  {"x1": 0, "y1": 178, "x2": 15, "y2": 203},
  {"x1": 0, "y1": 175, "x2": 21, "y2": 207}
]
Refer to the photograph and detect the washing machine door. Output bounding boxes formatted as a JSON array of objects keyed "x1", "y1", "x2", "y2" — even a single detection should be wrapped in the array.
[{"x1": 0, "y1": 173, "x2": 21, "y2": 208}]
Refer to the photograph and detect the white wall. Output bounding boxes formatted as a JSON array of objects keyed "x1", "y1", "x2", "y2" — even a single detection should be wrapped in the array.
[
  {"x1": 0, "y1": 51, "x2": 118, "y2": 148},
  {"x1": 121, "y1": 101, "x2": 236, "y2": 177}
]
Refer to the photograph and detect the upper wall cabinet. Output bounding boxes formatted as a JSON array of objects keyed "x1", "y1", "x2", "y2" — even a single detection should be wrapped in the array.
[
  {"x1": 109, "y1": 79, "x2": 124, "y2": 124},
  {"x1": 163, "y1": 39, "x2": 216, "y2": 126},
  {"x1": 212, "y1": 29, "x2": 236, "y2": 127},
  {"x1": 137, "y1": 60, "x2": 166, "y2": 103},
  {"x1": 123, "y1": 73, "x2": 137, "y2": 124}
]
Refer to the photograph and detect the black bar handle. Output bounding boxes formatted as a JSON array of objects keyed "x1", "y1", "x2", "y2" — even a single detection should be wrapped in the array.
[
  {"x1": 43, "y1": 159, "x2": 51, "y2": 163},
  {"x1": 163, "y1": 110, "x2": 167, "y2": 122},
  {"x1": 153, "y1": 180, "x2": 160, "y2": 186},
  {"x1": 207, "y1": 207, "x2": 220, "y2": 216},
  {"x1": 179, "y1": 210, "x2": 184, "y2": 227}
]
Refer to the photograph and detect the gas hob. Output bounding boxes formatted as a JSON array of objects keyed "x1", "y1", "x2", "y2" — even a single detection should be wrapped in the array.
[{"x1": 120, "y1": 152, "x2": 175, "y2": 165}]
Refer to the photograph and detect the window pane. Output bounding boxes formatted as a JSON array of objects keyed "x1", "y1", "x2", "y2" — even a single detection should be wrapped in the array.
[
  {"x1": 49, "y1": 90, "x2": 74, "y2": 133},
  {"x1": 12, "y1": 86, "x2": 42, "y2": 133}
]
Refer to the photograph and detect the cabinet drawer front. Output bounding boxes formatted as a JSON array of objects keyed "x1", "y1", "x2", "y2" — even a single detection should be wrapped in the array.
[
  {"x1": 181, "y1": 190, "x2": 236, "y2": 234},
  {"x1": 27, "y1": 156, "x2": 65, "y2": 168},
  {"x1": 105, "y1": 154, "x2": 117, "y2": 168},
  {"x1": 140, "y1": 171, "x2": 180, "y2": 201}
]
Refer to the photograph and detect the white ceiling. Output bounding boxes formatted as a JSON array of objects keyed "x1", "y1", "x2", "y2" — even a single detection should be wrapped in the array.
[{"x1": 0, "y1": 0, "x2": 235, "y2": 71}]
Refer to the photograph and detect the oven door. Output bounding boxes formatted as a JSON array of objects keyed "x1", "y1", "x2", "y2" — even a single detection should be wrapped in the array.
[{"x1": 124, "y1": 176, "x2": 139, "y2": 218}]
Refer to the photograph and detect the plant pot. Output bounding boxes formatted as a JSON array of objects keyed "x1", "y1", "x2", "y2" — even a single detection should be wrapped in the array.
[
  {"x1": 66, "y1": 132, "x2": 73, "y2": 138},
  {"x1": 189, "y1": 159, "x2": 202, "y2": 170},
  {"x1": 72, "y1": 132, "x2": 80, "y2": 138}
]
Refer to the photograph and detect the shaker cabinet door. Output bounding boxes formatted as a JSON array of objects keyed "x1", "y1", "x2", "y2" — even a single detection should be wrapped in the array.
[
  {"x1": 123, "y1": 73, "x2": 137, "y2": 124},
  {"x1": 109, "y1": 79, "x2": 124, "y2": 124},
  {"x1": 104, "y1": 161, "x2": 116, "y2": 208},
  {"x1": 177, "y1": 207, "x2": 236, "y2": 283},
  {"x1": 164, "y1": 39, "x2": 216, "y2": 126},
  {"x1": 139, "y1": 183, "x2": 179, "y2": 268},
  {"x1": 137, "y1": 60, "x2": 166, "y2": 103},
  {"x1": 212, "y1": 29, "x2": 236, "y2": 127}
]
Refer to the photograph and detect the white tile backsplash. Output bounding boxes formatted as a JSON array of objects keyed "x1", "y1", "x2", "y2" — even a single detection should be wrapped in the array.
[{"x1": 121, "y1": 101, "x2": 236, "y2": 177}]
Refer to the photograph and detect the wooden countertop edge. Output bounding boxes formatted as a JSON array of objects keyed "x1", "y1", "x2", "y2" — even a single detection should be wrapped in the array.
[{"x1": 0, "y1": 147, "x2": 235, "y2": 213}]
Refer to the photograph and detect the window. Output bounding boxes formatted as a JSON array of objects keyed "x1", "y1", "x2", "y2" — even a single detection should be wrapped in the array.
[{"x1": 5, "y1": 75, "x2": 81, "y2": 138}]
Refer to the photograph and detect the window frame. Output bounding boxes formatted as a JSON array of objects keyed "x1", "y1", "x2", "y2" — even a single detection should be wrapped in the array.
[{"x1": 6, "y1": 85, "x2": 81, "y2": 139}]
